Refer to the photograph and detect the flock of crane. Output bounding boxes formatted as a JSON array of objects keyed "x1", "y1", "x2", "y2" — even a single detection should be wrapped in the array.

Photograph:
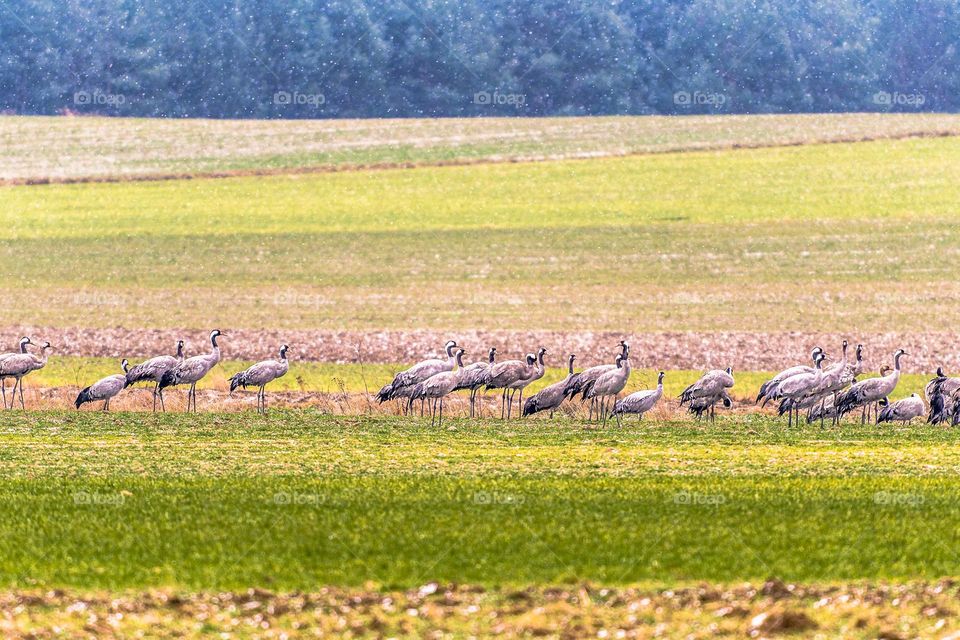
[
  {"x1": 0, "y1": 331, "x2": 289, "y2": 414},
  {"x1": 375, "y1": 338, "x2": 954, "y2": 427},
  {"x1": 1, "y1": 331, "x2": 958, "y2": 427}
]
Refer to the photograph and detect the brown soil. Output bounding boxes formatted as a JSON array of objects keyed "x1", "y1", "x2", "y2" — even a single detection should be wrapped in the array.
[
  {"x1": 1, "y1": 580, "x2": 958, "y2": 638},
  {"x1": 10, "y1": 326, "x2": 957, "y2": 372}
]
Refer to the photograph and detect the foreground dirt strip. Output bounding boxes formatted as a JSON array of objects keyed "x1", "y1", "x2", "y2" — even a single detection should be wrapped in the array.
[
  {"x1": 1, "y1": 580, "x2": 958, "y2": 638},
  {"x1": 3, "y1": 129, "x2": 958, "y2": 187},
  {"x1": 10, "y1": 327, "x2": 958, "y2": 372}
]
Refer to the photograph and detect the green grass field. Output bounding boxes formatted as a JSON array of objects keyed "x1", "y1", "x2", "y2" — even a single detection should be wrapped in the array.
[
  {"x1": 3, "y1": 114, "x2": 960, "y2": 636},
  {"x1": 1, "y1": 413, "x2": 958, "y2": 590},
  {"x1": 4, "y1": 134, "x2": 960, "y2": 332}
]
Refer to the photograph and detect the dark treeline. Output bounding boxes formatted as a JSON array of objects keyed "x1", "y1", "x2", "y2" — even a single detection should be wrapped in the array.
[{"x1": 1, "y1": 0, "x2": 957, "y2": 118}]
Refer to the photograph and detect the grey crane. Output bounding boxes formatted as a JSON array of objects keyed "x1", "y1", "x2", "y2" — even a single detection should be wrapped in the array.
[
  {"x1": 452, "y1": 347, "x2": 496, "y2": 418},
  {"x1": 848, "y1": 344, "x2": 864, "y2": 379},
  {"x1": 409, "y1": 348, "x2": 466, "y2": 426},
  {"x1": 926, "y1": 367, "x2": 960, "y2": 424},
  {"x1": 687, "y1": 389, "x2": 732, "y2": 420},
  {"x1": 836, "y1": 349, "x2": 906, "y2": 422},
  {"x1": 774, "y1": 353, "x2": 826, "y2": 427},
  {"x1": 877, "y1": 393, "x2": 925, "y2": 424},
  {"x1": 797, "y1": 357, "x2": 872, "y2": 425},
  {"x1": 756, "y1": 346, "x2": 823, "y2": 406},
  {"x1": 811, "y1": 340, "x2": 855, "y2": 426},
  {"x1": 76, "y1": 360, "x2": 130, "y2": 411},
  {"x1": 229, "y1": 344, "x2": 290, "y2": 414},
  {"x1": 563, "y1": 341, "x2": 629, "y2": 419},
  {"x1": 0, "y1": 337, "x2": 33, "y2": 409},
  {"x1": 679, "y1": 367, "x2": 735, "y2": 422},
  {"x1": 585, "y1": 345, "x2": 631, "y2": 424},
  {"x1": 612, "y1": 371, "x2": 664, "y2": 425},
  {"x1": 158, "y1": 329, "x2": 225, "y2": 412},
  {"x1": 508, "y1": 346, "x2": 546, "y2": 418},
  {"x1": 124, "y1": 339, "x2": 186, "y2": 412},
  {"x1": 485, "y1": 351, "x2": 538, "y2": 419},
  {"x1": 523, "y1": 353, "x2": 576, "y2": 418},
  {"x1": 376, "y1": 340, "x2": 458, "y2": 412},
  {"x1": 0, "y1": 341, "x2": 51, "y2": 410}
]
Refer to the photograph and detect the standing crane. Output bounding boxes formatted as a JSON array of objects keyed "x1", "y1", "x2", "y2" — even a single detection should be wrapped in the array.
[
  {"x1": 836, "y1": 349, "x2": 906, "y2": 423},
  {"x1": 453, "y1": 347, "x2": 496, "y2": 418},
  {"x1": 926, "y1": 367, "x2": 960, "y2": 424},
  {"x1": 523, "y1": 354, "x2": 576, "y2": 418},
  {"x1": 679, "y1": 367, "x2": 735, "y2": 422},
  {"x1": 507, "y1": 346, "x2": 546, "y2": 417},
  {"x1": 774, "y1": 352, "x2": 826, "y2": 427},
  {"x1": 0, "y1": 341, "x2": 51, "y2": 410},
  {"x1": 158, "y1": 329, "x2": 225, "y2": 412},
  {"x1": 409, "y1": 348, "x2": 466, "y2": 426},
  {"x1": 611, "y1": 371, "x2": 664, "y2": 425},
  {"x1": 563, "y1": 341, "x2": 629, "y2": 419},
  {"x1": 76, "y1": 360, "x2": 130, "y2": 411},
  {"x1": 485, "y1": 351, "x2": 538, "y2": 419},
  {"x1": 124, "y1": 339, "x2": 186, "y2": 411},
  {"x1": 0, "y1": 337, "x2": 33, "y2": 409},
  {"x1": 376, "y1": 340, "x2": 458, "y2": 413},
  {"x1": 229, "y1": 344, "x2": 290, "y2": 414},
  {"x1": 585, "y1": 345, "x2": 631, "y2": 424},
  {"x1": 756, "y1": 347, "x2": 823, "y2": 406},
  {"x1": 811, "y1": 340, "x2": 853, "y2": 426}
]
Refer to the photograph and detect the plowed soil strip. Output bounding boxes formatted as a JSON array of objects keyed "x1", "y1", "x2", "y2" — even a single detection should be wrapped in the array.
[{"x1": 9, "y1": 326, "x2": 957, "y2": 371}]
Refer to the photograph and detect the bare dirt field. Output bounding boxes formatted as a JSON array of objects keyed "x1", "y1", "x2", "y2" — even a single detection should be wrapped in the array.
[{"x1": 10, "y1": 326, "x2": 955, "y2": 372}]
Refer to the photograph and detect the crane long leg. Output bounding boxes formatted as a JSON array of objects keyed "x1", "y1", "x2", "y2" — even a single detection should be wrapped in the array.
[
  {"x1": 438, "y1": 397, "x2": 443, "y2": 427},
  {"x1": 1, "y1": 379, "x2": 6, "y2": 409},
  {"x1": 19, "y1": 378, "x2": 25, "y2": 410}
]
